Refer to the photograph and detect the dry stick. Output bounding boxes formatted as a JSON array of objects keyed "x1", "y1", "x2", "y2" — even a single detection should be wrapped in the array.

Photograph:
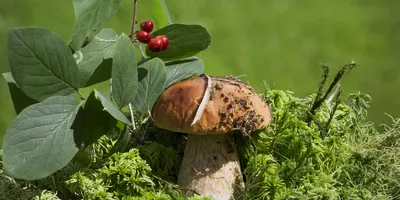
[
  {"x1": 151, "y1": 174, "x2": 200, "y2": 195},
  {"x1": 191, "y1": 74, "x2": 212, "y2": 126}
]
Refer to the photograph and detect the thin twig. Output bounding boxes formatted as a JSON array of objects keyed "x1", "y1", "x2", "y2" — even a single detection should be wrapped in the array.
[
  {"x1": 130, "y1": 0, "x2": 138, "y2": 40},
  {"x1": 151, "y1": 175, "x2": 200, "y2": 195}
]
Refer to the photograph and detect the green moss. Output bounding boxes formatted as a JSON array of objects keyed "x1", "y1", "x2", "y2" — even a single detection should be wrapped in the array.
[
  {"x1": 66, "y1": 149, "x2": 164, "y2": 199},
  {"x1": 138, "y1": 141, "x2": 181, "y2": 182},
  {"x1": 236, "y1": 89, "x2": 400, "y2": 199},
  {"x1": 1, "y1": 77, "x2": 399, "y2": 199}
]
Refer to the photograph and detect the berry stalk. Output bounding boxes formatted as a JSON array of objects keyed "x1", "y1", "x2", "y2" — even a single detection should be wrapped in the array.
[{"x1": 130, "y1": 0, "x2": 138, "y2": 40}]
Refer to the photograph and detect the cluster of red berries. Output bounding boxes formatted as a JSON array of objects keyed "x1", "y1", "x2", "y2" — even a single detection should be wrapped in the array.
[{"x1": 136, "y1": 20, "x2": 169, "y2": 52}]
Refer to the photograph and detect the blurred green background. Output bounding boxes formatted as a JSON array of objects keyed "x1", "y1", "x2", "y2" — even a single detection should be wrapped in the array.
[{"x1": 1, "y1": 0, "x2": 399, "y2": 141}]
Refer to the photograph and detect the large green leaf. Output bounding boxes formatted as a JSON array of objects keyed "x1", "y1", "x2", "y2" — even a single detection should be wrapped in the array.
[
  {"x1": 75, "y1": 28, "x2": 118, "y2": 87},
  {"x1": 112, "y1": 34, "x2": 138, "y2": 109},
  {"x1": 132, "y1": 58, "x2": 166, "y2": 115},
  {"x1": 164, "y1": 57, "x2": 204, "y2": 87},
  {"x1": 2, "y1": 72, "x2": 38, "y2": 114},
  {"x1": 146, "y1": 24, "x2": 211, "y2": 60},
  {"x1": 2, "y1": 95, "x2": 84, "y2": 180},
  {"x1": 7, "y1": 27, "x2": 79, "y2": 102},
  {"x1": 93, "y1": 89, "x2": 130, "y2": 124},
  {"x1": 70, "y1": 0, "x2": 122, "y2": 50},
  {"x1": 151, "y1": 0, "x2": 172, "y2": 29},
  {"x1": 82, "y1": 91, "x2": 117, "y2": 146}
]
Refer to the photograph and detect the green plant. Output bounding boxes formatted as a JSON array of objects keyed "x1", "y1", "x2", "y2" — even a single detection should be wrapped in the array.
[
  {"x1": 1, "y1": 0, "x2": 210, "y2": 181},
  {"x1": 1, "y1": 0, "x2": 399, "y2": 199}
]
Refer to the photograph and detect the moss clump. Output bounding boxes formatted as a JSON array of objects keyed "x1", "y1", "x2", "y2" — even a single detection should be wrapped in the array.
[
  {"x1": 66, "y1": 148, "x2": 168, "y2": 199},
  {"x1": 236, "y1": 90, "x2": 400, "y2": 199},
  {"x1": 1, "y1": 66, "x2": 399, "y2": 199}
]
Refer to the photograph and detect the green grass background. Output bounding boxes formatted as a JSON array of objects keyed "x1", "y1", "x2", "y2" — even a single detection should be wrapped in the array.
[{"x1": 1, "y1": 0, "x2": 399, "y2": 142}]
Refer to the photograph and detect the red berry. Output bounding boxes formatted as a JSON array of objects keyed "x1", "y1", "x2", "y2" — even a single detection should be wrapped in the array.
[
  {"x1": 155, "y1": 35, "x2": 169, "y2": 50},
  {"x1": 147, "y1": 38, "x2": 164, "y2": 52},
  {"x1": 140, "y1": 20, "x2": 154, "y2": 32},
  {"x1": 136, "y1": 31, "x2": 151, "y2": 43}
]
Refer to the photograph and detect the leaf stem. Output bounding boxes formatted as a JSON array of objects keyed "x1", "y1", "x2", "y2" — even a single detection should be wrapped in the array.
[
  {"x1": 128, "y1": 103, "x2": 136, "y2": 130},
  {"x1": 109, "y1": 79, "x2": 113, "y2": 101},
  {"x1": 138, "y1": 45, "x2": 146, "y2": 59}
]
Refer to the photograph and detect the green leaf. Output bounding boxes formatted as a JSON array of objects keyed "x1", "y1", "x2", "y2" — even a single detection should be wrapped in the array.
[
  {"x1": 132, "y1": 58, "x2": 166, "y2": 115},
  {"x1": 82, "y1": 91, "x2": 117, "y2": 146},
  {"x1": 70, "y1": 0, "x2": 122, "y2": 50},
  {"x1": 112, "y1": 34, "x2": 138, "y2": 108},
  {"x1": 110, "y1": 128, "x2": 131, "y2": 154},
  {"x1": 2, "y1": 72, "x2": 38, "y2": 114},
  {"x1": 164, "y1": 57, "x2": 204, "y2": 87},
  {"x1": 75, "y1": 28, "x2": 118, "y2": 87},
  {"x1": 93, "y1": 89, "x2": 130, "y2": 124},
  {"x1": 146, "y1": 24, "x2": 211, "y2": 60},
  {"x1": 151, "y1": 0, "x2": 172, "y2": 29},
  {"x1": 2, "y1": 95, "x2": 84, "y2": 180},
  {"x1": 7, "y1": 27, "x2": 79, "y2": 102}
]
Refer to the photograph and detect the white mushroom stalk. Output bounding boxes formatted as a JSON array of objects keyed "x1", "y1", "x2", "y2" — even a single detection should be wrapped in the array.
[{"x1": 152, "y1": 75, "x2": 272, "y2": 200}]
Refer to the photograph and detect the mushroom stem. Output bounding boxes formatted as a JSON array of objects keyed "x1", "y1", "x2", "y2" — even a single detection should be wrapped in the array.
[{"x1": 178, "y1": 134, "x2": 244, "y2": 200}]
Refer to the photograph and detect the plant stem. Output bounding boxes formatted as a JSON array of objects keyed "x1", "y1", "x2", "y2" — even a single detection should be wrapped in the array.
[
  {"x1": 128, "y1": 103, "x2": 136, "y2": 130},
  {"x1": 130, "y1": 0, "x2": 138, "y2": 40},
  {"x1": 138, "y1": 45, "x2": 146, "y2": 59},
  {"x1": 109, "y1": 79, "x2": 113, "y2": 101},
  {"x1": 139, "y1": 120, "x2": 150, "y2": 145}
]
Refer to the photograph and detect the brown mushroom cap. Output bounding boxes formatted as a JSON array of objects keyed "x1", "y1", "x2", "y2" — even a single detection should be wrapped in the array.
[{"x1": 152, "y1": 75, "x2": 272, "y2": 134}]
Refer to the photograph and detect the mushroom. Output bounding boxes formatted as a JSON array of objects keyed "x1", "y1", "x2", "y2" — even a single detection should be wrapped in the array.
[{"x1": 151, "y1": 75, "x2": 272, "y2": 200}]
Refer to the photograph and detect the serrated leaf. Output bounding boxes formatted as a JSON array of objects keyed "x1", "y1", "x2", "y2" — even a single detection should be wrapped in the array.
[
  {"x1": 146, "y1": 24, "x2": 211, "y2": 60},
  {"x1": 93, "y1": 89, "x2": 130, "y2": 124},
  {"x1": 112, "y1": 34, "x2": 138, "y2": 108},
  {"x1": 132, "y1": 58, "x2": 166, "y2": 115},
  {"x1": 2, "y1": 95, "x2": 83, "y2": 180},
  {"x1": 2, "y1": 72, "x2": 38, "y2": 114},
  {"x1": 151, "y1": 0, "x2": 172, "y2": 29},
  {"x1": 83, "y1": 91, "x2": 117, "y2": 146},
  {"x1": 70, "y1": 0, "x2": 122, "y2": 50},
  {"x1": 7, "y1": 27, "x2": 79, "y2": 102},
  {"x1": 75, "y1": 28, "x2": 118, "y2": 87},
  {"x1": 164, "y1": 57, "x2": 204, "y2": 87}
]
